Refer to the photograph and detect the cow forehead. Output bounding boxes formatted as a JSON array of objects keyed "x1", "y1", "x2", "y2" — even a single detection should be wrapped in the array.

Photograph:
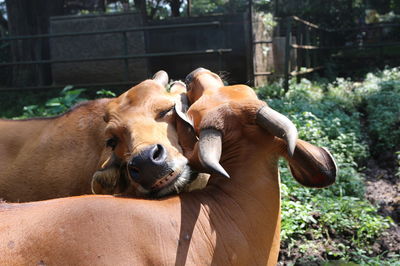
[
  {"x1": 106, "y1": 80, "x2": 175, "y2": 120},
  {"x1": 123, "y1": 80, "x2": 167, "y2": 105}
]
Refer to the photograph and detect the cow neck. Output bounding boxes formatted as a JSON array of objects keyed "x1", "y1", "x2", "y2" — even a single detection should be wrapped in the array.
[{"x1": 178, "y1": 136, "x2": 282, "y2": 265}]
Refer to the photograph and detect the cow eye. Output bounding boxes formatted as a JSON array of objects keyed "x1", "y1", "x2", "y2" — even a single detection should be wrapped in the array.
[
  {"x1": 106, "y1": 137, "x2": 118, "y2": 149},
  {"x1": 158, "y1": 106, "x2": 174, "y2": 119}
]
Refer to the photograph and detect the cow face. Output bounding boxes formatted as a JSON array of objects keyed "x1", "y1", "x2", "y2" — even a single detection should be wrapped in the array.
[{"x1": 92, "y1": 71, "x2": 199, "y2": 198}]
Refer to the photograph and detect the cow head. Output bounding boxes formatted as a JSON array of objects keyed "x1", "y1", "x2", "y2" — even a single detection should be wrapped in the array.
[
  {"x1": 92, "y1": 71, "x2": 200, "y2": 198},
  {"x1": 184, "y1": 68, "x2": 337, "y2": 188}
]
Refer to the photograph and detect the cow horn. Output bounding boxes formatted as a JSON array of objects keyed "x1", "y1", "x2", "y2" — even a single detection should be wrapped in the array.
[
  {"x1": 199, "y1": 129, "x2": 230, "y2": 178},
  {"x1": 256, "y1": 106, "x2": 298, "y2": 157},
  {"x1": 152, "y1": 70, "x2": 169, "y2": 87}
]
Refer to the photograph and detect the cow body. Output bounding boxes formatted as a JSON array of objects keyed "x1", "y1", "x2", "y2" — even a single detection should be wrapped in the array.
[{"x1": 0, "y1": 99, "x2": 111, "y2": 202}]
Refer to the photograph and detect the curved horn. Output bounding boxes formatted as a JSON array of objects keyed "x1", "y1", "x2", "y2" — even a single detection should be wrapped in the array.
[
  {"x1": 256, "y1": 106, "x2": 298, "y2": 157},
  {"x1": 199, "y1": 129, "x2": 230, "y2": 178},
  {"x1": 152, "y1": 70, "x2": 169, "y2": 87}
]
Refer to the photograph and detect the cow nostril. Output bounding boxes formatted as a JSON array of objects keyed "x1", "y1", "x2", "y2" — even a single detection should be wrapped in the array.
[
  {"x1": 128, "y1": 165, "x2": 140, "y2": 180},
  {"x1": 151, "y1": 144, "x2": 166, "y2": 163},
  {"x1": 130, "y1": 166, "x2": 139, "y2": 172}
]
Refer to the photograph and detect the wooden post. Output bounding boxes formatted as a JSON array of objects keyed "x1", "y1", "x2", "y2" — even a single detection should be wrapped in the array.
[
  {"x1": 311, "y1": 30, "x2": 317, "y2": 68},
  {"x1": 187, "y1": 0, "x2": 192, "y2": 17},
  {"x1": 284, "y1": 17, "x2": 292, "y2": 92},
  {"x1": 295, "y1": 23, "x2": 302, "y2": 83},
  {"x1": 274, "y1": 0, "x2": 279, "y2": 17},
  {"x1": 305, "y1": 26, "x2": 311, "y2": 69},
  {"x1": 248, "y1": 0, "x2": 255, "y2": 86}
]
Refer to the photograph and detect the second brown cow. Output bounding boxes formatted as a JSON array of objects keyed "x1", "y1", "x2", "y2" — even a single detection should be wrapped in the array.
[{"x1": 0, "y1": 71, "x2": 202, "y2": 202}]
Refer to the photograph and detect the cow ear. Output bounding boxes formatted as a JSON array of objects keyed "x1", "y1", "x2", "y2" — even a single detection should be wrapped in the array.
[
  {"x1": 170, "y1": 80, "x2": 187, "y2": 95},
  {"x1": 91, "y1": 166, "x2": 121, "y2": 194},
  {"x1": 283, "y1": 139, "x2": 337, "y2": 188},
  {"x1": 170, "y1": 81, "x2": 193, "y2": 126},
  {"x1": 170, "y1": 81, "x2": 198, "y2": 156},
  {"x1": 175, "y1": 93, "x2": 194, "y2": 127},
  {"x1": 91, "y1": 154, "x2": 122, "y2": 194},
  {"x1": 175, "y1": 93, "x2": 198, "y2": 156}
]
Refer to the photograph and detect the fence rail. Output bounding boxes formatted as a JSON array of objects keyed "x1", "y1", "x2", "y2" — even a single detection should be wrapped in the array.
[
  {"x1": 0, "y1": 49, "x2": 232, "y2": 67},
  {"x1": 0, "y1": 21, "x2": 221, "y2": 41}
]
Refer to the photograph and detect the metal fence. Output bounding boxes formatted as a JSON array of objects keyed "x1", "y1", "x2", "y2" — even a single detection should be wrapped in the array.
[
  {"x1": 280, "y1": 16, "x2": 400, "y2": 90},
  {"x1": 0, "y1": 16, "x2": 235, "y2": 91},
  {"x1": 281, "y1": 16, "x2": 331, "y2": 91},
  {"x1": 1, "y1": 12, "x2": 399, "y2": 92}
]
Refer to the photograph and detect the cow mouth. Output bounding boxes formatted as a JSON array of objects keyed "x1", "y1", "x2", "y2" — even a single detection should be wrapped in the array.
[
  {"x1": 149, "y1": 164, "x2": 196, "y2": 198},
  {"x1": 151, "y1": 169, "x2": 181, "y2": 191}
]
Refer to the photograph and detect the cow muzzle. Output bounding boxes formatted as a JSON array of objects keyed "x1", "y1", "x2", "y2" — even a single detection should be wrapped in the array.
[{"x1": 127, "y1": 144, "x2": 194, "y2": 196}]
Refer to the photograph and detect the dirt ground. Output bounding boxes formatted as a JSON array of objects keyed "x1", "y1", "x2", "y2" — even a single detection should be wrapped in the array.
[{"x1": 363, "y1": 158, "x2": 400, "y2": 258}]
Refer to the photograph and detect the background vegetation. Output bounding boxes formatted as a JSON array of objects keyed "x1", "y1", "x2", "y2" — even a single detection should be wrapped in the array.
[{"x1": 257, "y1": 67, "x2": 400, "y2": 265}]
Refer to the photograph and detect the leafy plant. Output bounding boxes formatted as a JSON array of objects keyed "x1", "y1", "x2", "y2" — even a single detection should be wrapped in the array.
[
  {"x1": 96, "y1": 88, "x2": 117, "y2": 97},
  {"x1": 11, "y1": 87, "x2": 117, "y2": 119},
  {"x1": 18, "y1": 85, "x2": 87, "y2": 119},
  {"x1": 354, "y1": 68, "x2": 400, "y2": 154}
]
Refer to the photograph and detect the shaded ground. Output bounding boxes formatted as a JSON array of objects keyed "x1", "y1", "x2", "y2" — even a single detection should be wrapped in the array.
[{"x1": 363, "y1": 158, "x2": 400, "y2": 258}]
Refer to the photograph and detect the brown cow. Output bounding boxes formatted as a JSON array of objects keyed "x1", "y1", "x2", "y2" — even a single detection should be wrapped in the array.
[
  {"x1": 0, "y1": 68, "x2": 336, "y2": 265},
  {"x1": 0, "y1": 71, "x2": 202, "y2": 202}
]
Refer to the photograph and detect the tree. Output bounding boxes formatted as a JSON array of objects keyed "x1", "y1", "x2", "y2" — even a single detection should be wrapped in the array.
[
  {"x1": 165, "y1": 0, "x2": 183, "y2": 16},
  {"x1": 134, "y1": 0, "x2": 147, "y2": 16},
  {"x1": 274, "y1": 0, "x2": 364, "y2": 29},
  {"x1": 190, "y1": 0, "x2": 247, "y2": 16},
  {"x1": 0, "y1": 1, "x2": 7, "y2": 36},
  {"x1": 5, "y1": 0, "x2": 65, "y2": 86}
]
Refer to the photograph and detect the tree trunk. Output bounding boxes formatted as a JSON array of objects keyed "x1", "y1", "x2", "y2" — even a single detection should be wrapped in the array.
[
  {"x1": 187, "y1": 0, "x2": 191, "y2": 17},
  {"x1": 0, "y1": 14, "x2": 7, "y2": 35},
  {"x1": 5, "y1": 0, "x2": 64, "y2": 87},
  {"x1": 169, "y1": 0, "x2": 181, "y2": 17},
  {"x1": 134, "y1": 0, "x2": 147, "y2": 18},
  {"x1": 97, "y1": 0, "x2": 106, "y2": 12}
]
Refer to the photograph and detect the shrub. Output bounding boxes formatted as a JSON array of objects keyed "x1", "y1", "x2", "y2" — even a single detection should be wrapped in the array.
[
  {"x1": 355, "y1": 68, "x2": 400, "y2": 154},
  {"x1": 11, "y1": 86, "x2": 117, "y2": 119},
  {"x1": 16, "y1": 86, "x2": 87, "y2": 119}
]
